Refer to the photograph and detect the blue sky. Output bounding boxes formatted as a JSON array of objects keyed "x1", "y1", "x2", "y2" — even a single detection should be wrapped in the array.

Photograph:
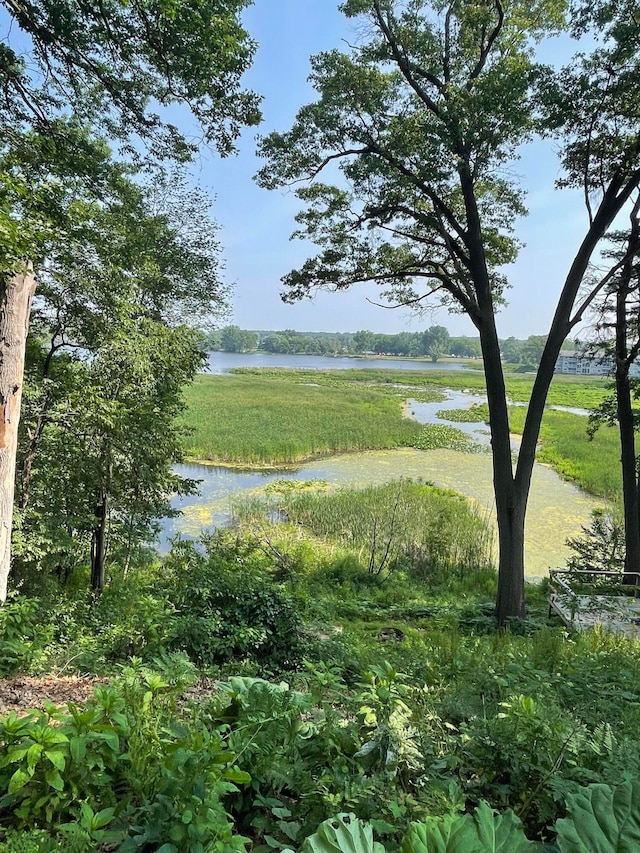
[{"x1": 195, "y1": 1, "x2": 600, "y2": 339}]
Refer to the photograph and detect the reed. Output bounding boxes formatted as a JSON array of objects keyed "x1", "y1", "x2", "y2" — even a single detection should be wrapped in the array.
[
  {"x1": 278, "y1": 480, "x2": 494, "y2": 578},
  {"x1": 181, "y1": 374, "x2": 422, "y2": 465}
]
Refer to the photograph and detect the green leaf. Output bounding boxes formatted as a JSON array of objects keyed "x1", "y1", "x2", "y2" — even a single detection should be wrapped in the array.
[
  {"x1": 44, "y1": 767, "x2": 64, "y2": 791},
  {"x1": 225, "y1": 768, "x2": 251, "y2": 784},
  {"x1": 92, "y1": 807, "x2": 116, "y2": 830},
  {"x1": 402, "y1": 802, "x2": 536, "y2": 853},
  {"x1": 26, "y1": 742, "x2": 43, "y2": 772},
  {"x1": 555, "y1": 780, "x2": 640, "y2": 853},
  {"x1": 70, "y1": 736, "x2": 87, "y2": 763},
  {"x1": 45, "y1": 748, "x2": 66, "y2": 771},
  {"x1": 8, "y1": 768, "x2": 32, "y2": 794},
  {"x1": 301, "y1": 814, "x2": 385, "y2": 853}
]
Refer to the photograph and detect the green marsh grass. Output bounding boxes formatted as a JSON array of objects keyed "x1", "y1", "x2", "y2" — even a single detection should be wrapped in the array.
[
  {"x1": 181, "y1": 373, "x2": 422, "y2": 465},
  {"x1": 278, "y1": 480, "x2": 494, "y2": 579},
  {"x1": 508, "y1": 406, "x2": 621, "y2": 498},
  {"x1": 436, "y1": 403, "x2": 489, "y2": 423},
  {"x1": 181, "y1": 369, "x2": 617, "y2": 498}
]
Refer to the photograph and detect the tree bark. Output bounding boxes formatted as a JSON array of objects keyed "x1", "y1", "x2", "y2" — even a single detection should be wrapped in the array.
[
  {"x1": 479, "y1": 318, "x2": 526, "y2": 622},
  {"x1": 0, "y1": 266, "x2": 36, "y2": 602},
  {"x1": 615, "y1": 362, "x2": 640, "y2": 581},
  {"x1": 615, "y1": 206, "x2": 640, "y2": 583},
  {"x1": 90, "y1": 489, "x2": 108, "y2": 595}
]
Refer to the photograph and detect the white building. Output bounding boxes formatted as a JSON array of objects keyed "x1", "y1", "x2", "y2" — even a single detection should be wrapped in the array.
[{"x1": 555, "y1": 350, "x2": 640, "y2": 378}]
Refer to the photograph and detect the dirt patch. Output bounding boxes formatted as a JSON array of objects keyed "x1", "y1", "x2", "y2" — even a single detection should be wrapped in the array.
[{"x1": 0, "y1": 675, "x2": 104, "y2": 716}]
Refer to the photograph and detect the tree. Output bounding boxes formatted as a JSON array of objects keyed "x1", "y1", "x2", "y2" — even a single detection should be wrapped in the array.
[
  {"x1": 0, "y1": 1, "x2": 261, "y2": 600},
  {"x1": 422, "y1": 325, "x2": 451, "y2": 362},
  {"x1": 501, "y1": 337, "x2": 525, "y2": 364},
  {"x1": 0, "y1": 0, "x2": 260, "y2": 157},
  {"x1": 257, "y1": 0, "x2": 640, "y2": 622},
  {"x1": 354, "y1": 329, "x2": 376, "y2": 352},
  {"x1": 15, "y1": 169, "x2": 222, "y2": 592},
  {"x1": 220, "y1": 325, "x2": 259, "y2": 352},
  {"x1": 451, "y1": 336, "x2": 481, "y2": 358},
  {"x1": 587, "y1": 197, "x2": 640, "y2": 580},
  {"x1": 521, "y1": 335, "x2": 548, "y2": 368}
]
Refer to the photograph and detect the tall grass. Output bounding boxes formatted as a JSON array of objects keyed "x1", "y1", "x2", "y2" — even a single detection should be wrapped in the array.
[
  {"x1": 181, "y1": 374, "x2": 422, "y2": 465},
  {"x1": 508, "y1": 407, "x2": 621, "y2": 498},
  {"x1": 279, "y1": 480, "x2": 494, "y2": 578},
  {"x1": 229, "y1": 366, "x2": 609, "y2": 407}
]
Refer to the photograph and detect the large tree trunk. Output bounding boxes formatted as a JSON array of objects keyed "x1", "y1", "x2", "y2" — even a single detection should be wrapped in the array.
[
  {"x1": 615, "y1": 205, "x2": 640, "y2": 583},
  {"x1": 478, "y1": 313, "x2": 526, "y2": 622},
  {"x1": 616, "y1": 364, "x2": 640, "y2": 580},
  {"x1": 0, "y1": 266, "x2": 36, "y2": 602}
]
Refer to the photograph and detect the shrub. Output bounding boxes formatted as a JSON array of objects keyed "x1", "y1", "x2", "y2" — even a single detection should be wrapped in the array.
[
  {"x1": 165, "y1": 540, "x2": 303, "y2": 671},
  {"x1": 0, "y1": 597, "x2": 38, "y2": 675}
]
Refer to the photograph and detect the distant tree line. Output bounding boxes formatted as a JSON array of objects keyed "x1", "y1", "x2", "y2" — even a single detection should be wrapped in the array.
[{"x1": 201, "y1": 325, "x2": 572, "y2": 366}]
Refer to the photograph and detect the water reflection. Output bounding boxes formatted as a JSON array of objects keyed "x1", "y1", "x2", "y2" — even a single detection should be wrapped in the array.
[{"x1": 206, "y1": 351, "x2": 472, "y2": 374}]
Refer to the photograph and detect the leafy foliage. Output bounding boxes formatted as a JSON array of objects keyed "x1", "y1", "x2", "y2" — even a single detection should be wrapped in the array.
[
  {"x1": 165, "y1": 539, "x2": 303, "y2": 671},
  {"x1": 565, "y1": 510, "x2": 625, "y2": 574},
  {"x1": 301, "y1": 814, "x2": 385, "y2": 853},
  {"x1": 555, "y1": 780, "x2": 640, "y2": 853},
  {"x1": 402, "y1": 802, "x2": 536, "y2": 853}
]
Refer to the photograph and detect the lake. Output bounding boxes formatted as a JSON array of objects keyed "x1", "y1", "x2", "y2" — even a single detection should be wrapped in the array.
[{"x1": 206, "y1": 351, "x2": 473, "y2": 373}]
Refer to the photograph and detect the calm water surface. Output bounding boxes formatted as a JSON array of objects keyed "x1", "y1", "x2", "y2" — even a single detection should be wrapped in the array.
[{"x1": 206, "y1": 351, "x2": 473, "y2": 373}]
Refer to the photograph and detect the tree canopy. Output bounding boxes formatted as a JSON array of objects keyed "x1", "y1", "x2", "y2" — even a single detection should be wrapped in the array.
[{"x1": 0, "y1": 0, "x2": 261, "y2": 158}]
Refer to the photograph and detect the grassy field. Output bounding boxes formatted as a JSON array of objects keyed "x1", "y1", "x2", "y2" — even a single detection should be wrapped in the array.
[
  {"x1": 180, "y1": 373, "x2": 422, "y2": 465},
  {"x1": 508, "y1": 406, "x2": 622, "y2": 498}
]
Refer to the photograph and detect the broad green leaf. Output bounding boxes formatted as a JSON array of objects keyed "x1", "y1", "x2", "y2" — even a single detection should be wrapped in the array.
[
  {"x1": 45, "y1": 748, "x2": 66, "y2": 771},
  {"x1": 44, "y1": 767, "x2": 64, "y2": 791},
  {"x1": 8, "y1": 768, "x2": 32, "y2": 794},
  {"x1": 92, "y1": 807, "x2": 116, "y2": 830},
  {"x1": 555, "y1": 780, "x2": 640, "y2": 853},
  {"x1": 402, "y1": 802, "x2": 536, "y2": 853},
  {"x1": 301, "y1": 814, "x2": 385, "y2": 853},
  {"x1": 225, "y1": 768, "x2": 251, "y2": 784}
]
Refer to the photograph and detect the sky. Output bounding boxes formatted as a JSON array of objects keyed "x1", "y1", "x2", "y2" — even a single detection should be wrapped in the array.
[
  {"x1": 0, "y1": 0, "x2": 600, "y2": 339},
  {"x1": 187, "y1": 1, "x2": 606, "y2": 340},
  {"x1": 2, "y1": 0, "x2": 597, "y2": 340}
]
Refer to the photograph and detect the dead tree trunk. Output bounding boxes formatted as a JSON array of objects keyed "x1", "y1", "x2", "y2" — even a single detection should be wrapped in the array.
[{"x1": 0, "y1": 266, "x2": 36, "y2": 602}]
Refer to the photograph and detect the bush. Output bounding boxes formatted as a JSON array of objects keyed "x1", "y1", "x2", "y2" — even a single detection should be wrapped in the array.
[
  {"x1": 0, "y1": 597, "x2": 38, "y2": 676},
  {"x1": 165, "y1": 539, "x2": 303, "y2": 671}
]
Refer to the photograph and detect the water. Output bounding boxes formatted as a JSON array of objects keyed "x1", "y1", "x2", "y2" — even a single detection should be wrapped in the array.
[
  {"x1": 406, "y1": 389, "x2": 492, "y2": 446},
  {"x1": 206, "y1": 351, "x2": 474, "y2": 374},
  {"x1": 160, "y1": 385, "x2": 601, "y2": 577}
]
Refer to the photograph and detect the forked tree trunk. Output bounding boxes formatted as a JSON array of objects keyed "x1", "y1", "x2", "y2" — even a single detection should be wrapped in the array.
[
  {"x1": 477, "y1": 310, "x2": 527, "y2": 622},
  {"x1": 0, "y1": 266, "x2": 36, "y2": 603}
]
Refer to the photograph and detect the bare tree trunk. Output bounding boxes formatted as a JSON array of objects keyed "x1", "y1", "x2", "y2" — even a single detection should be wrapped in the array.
[{"x1": 0, "y1": 266, "x2": 36, "y2": 602}]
